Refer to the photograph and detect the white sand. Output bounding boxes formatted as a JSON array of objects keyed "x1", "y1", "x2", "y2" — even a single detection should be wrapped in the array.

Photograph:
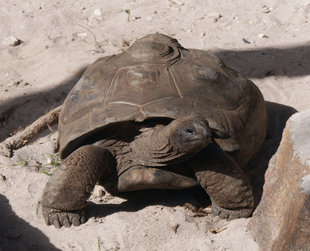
[{"x1": 1, "y1": 0, "x2": 309, "y2": 250}]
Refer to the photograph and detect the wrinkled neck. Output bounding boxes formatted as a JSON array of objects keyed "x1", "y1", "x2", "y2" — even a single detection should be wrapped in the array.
[{"x1": 130, "y1": 125, "x2": 192, "y2": 167}]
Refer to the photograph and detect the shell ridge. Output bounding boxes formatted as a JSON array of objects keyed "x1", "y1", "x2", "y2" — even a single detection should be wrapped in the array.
[
  {"x1": 104, "y1": 69, "x2": 119, "y2": 106},
  {"x1": 168, "y1": 66, "x2": 183, "y2": 98}
]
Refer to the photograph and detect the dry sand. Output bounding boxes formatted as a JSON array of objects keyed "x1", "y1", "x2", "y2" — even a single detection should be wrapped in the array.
[{"x1": 0, "y1": 0, "x2": 309, "y2": 250}]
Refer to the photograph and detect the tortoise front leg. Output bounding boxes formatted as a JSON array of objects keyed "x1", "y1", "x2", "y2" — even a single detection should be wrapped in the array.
[
  {"x1": 41, "y1": 145, "x2": 115, "y2": 228},
  {"x1": 191, "y1": 143, "x2": 254, "y2": 220}
]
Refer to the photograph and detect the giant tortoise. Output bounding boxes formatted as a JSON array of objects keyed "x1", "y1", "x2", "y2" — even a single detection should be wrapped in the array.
[{"x1": 41, "y1": 33, "x2": 266, "y2": 228}]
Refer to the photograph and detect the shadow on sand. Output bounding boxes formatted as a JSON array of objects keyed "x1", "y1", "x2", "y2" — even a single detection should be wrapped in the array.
[
  {"x1": 0, "y1": 194, "x2": 61, "y2": 251},
  {"x1": 0, "y1": 67, "x2": 87, "y2": 142},
  {"x1": 215, "y1": 43, "x2": 310, "y2": 79}
]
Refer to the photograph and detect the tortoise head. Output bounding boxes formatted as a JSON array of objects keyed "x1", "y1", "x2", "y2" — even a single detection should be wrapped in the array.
[{"x1": 164, "y1": 116, "x2": 212, "y2": 154}]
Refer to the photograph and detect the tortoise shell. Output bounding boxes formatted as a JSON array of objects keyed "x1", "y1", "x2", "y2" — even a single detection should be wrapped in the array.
[{"x1": 58, "y1": 33, "x2": 266, "y2": 165}]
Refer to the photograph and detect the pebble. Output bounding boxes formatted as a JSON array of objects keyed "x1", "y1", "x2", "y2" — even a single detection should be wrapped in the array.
[
  {"x1": 207, "y1": 12, "x2": 222, "y2": 22},
  {"x1": 93, "y1": 8, "x2": 102, "y2": 16},
  {"x1": 262, "y1": 5, "x2": 272, "y2": 13},
  {"x1": 242, "y1": 38, "x2": 252, "y2": 44},
  {"x1": 258, "y1": 33, "x2": 269, "y2": 38},
  {"x1": 3, "y1": 36, "x2": 23, "y2": 47},
  {"x1": 77, "y1": 32, "x2": 88, "y2": 38},
  {"x1": 132, "y1": 16, "x2": 141, "y2": 21}
]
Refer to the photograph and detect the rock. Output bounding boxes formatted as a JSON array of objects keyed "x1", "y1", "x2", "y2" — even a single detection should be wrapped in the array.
[
  {"x1": 242, "y1": 38, "x2": 252, "y2": 44},
  {"x1": 3, "y1": 36, "x2": 23, "y2": 47},
  {"x1": 248, "y1": 110, "x2": 310, "y2": 251},
  {"x1": 261, "y1": 5, "x2": 272, "y2": 14}
]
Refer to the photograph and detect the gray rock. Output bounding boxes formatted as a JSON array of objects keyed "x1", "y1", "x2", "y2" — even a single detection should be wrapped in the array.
[{"x1": 248, "y1": 109, "x2": 310, "y2": 251}]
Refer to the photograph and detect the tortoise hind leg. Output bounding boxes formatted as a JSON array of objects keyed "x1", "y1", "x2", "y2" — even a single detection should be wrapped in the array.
[
  {"x1": 191, "y1": 143, "x2": 254, "y2": 220},
  {"x1": 41, "y1": 145, "x2": 115, "y2": 228}
]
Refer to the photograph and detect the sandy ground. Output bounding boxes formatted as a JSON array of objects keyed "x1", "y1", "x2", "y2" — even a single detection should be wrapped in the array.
[{"x1": 0, "y1": 0, "x2": 309, "y2": 250}]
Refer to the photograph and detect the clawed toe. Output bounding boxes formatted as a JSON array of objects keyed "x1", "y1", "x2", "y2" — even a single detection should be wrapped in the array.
[{"x1": 42, "y1": 205, "x2": 86, "y2": 228}]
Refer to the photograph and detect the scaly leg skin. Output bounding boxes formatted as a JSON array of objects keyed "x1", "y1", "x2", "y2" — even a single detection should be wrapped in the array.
[
  {"x1": 192, "y1": 143, "x2": 254, "y2": 220},
  {"x1": 41, "y1": 145, "x2": 115, "y2": 228}
]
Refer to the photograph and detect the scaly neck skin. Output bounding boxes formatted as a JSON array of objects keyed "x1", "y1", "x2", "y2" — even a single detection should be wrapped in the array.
[{"x1": 128, "y1": 125, "x2": 196, "y2": 167}]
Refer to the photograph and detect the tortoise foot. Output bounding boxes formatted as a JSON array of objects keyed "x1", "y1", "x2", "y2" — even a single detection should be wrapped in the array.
[
  {"x1": 42, "y1": 205, "x2": 86, "y2": 228},
  {"x1": 211, "y1": 203, "x2": 253, "y2": 220}
]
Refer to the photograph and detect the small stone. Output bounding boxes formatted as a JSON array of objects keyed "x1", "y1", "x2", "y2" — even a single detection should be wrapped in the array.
[
  {"x1": 203, "y1": 207, "x2": 212, "y2": 214},
  {"x1": 77, "y1": 32, "x2": 88, "y2": 38},
  {"x1": 3, "y1": 36, "x2": 23, "y2": 46},
  {"x1": 242, "y1": 38, "x2": 252, "y2": 44},
  {"x1": 249, "y1": 110, "x2": 310, "y2": 250},
  {"x1": 262, "y1": 5, "x2": 272, "y2": 13},
  {"x1": 0, "y1": 174, "x2": 6, "y2": 181},
  {"x1": 132, "y1": 16, "x2": 141, "y2": 21},
  {"x1": 94, "y1": 8, "x2": 102, "y2": 16},
  {"x1": 258, "y1": 33, "x2": 269, "y2": 38}
]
